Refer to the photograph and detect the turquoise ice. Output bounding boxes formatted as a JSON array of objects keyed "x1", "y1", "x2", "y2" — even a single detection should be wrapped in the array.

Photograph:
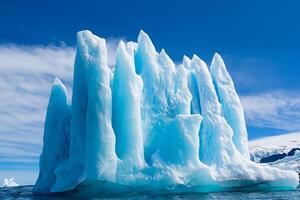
[
  {"x1": 34, "y1": 30, "x2": 299, "y2": 195},
  {"x1": 34, "y1": 78, "x2": 70, "y2": 193}
]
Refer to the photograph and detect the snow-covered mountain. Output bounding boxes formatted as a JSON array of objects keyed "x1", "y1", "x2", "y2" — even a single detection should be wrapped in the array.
[{"x1": 249, "y1": 132, "x2": 300, "y2": 173}]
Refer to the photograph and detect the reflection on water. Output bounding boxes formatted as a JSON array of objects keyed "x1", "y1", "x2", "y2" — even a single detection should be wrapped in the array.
[{"x1": 1, "y1": 185, "x2": 300, "y2": 200}]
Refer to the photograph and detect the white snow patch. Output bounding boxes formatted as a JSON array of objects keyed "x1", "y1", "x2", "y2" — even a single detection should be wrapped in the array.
[{"x1": 3, "y1": 178, "x2": 19, "y2": 187}]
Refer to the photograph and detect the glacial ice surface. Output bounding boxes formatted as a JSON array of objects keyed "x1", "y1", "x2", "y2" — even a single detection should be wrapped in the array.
[{"x1": 34, "y1": 30, "x2": 299, "y2": 195}]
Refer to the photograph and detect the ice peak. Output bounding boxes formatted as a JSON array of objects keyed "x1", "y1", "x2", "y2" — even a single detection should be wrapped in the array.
[
  {"x1": 126, "y1": 41, "x2": 138, "y2": 52},
  {"x1": 137, "y1": 30, "x2": 156, "y2": 54},
  {"x1": 138, "y1": 30, "x2": 147, "y2": 39},
  {"x1": 52, "y1": 77, "x2": 67, "y2": 95},
  {"x1": 77, "y1": 30, "x2": 106, "y2": 52},
  {"x1": 182, "y1": 55, "x2": 191, "y2": 68},
  {"x1": 191, "y1": 54, "x2": 207, "y2": 68},
  {"x1": 209, "y1": 53, "x2": 249, "y2": 159},
  {"x1": 158, "y1": 49, "x2": 175, "y2": 69},
  {"x1": 210, "y1": 52, "x2": 232, "y2": 84},
  {"x1": 211, "y1": 52, "x2": 225, "y2": 68},
  {"x1": 191, "y1": 54, "x2": 200, "y2": 62},
  {"x1": 76, "y1": 30, "x2": 92, "y2": 38},
  {"x1": 115, "y1": 41, "x2": 127, "y2": 68},
  {"x1": 53, "y1": 77, "x2": 63, "y2": 86},
  {"x1": 117, "y1": 40, "x2": 126, "y2": 52},
  {"x1": 76, "y1": 30, "x2": 108, "y2": 68},
  {"x1": 115, "y1": 40, "x2": 134, "y2": 72},
  {"x1": 159, "y1": 49, "x2": 169, "y2": 61},
  {"x1": 160, "y1": 48, "x2": 166, "y2": 55},
  {"x1": 76, "y1": 30, "x2": 103, "y2": 48}
]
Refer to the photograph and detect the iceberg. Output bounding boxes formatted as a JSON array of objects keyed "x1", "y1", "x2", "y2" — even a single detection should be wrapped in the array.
[
  {"x1": 34, "y1": 30, "x2": 299, "y2": 195},
  {"x1": 3, "y1": 178, "x2": 19, "y2": 187}
]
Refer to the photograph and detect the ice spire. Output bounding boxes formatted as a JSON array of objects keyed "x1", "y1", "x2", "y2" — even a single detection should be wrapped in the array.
[
  {"x1": 34, "y1": 78, "x2": 70, "y2": 193},
  {"x1": 210, "y1": 53, "x2": 249, "y2": 159},
  {"x1": 136, "y1": 30, "x2": 162, "y2": 164},
  {"x1": 52, "y1": 31, "x2": 118, "y2": 192},
  {"x1": 137, "y1": 30, "x2": 157, "y2": 54},
  {"x1": 190, "y1": 55, "x2": 236, "y2": 165},
  {"x1": 135, "y1": 30, "x2": 158, "y2": 74},
  {"x1": 79, "y1": 31, "x2": 118, "y2": 181},
  {"x1": 183, "y1": 55, "x2": 201, "y2": 115},
  {"x1": 158, "y1": 49, "x2": 176, "y2": 72},
  {"x1": 112, "y1": 41, "x2": 146, "y2": 173},
  {"x1": 183, "y1": 55, "x2": 192, "y2": 68},
  {"x1": 51, "y1": 31, "x2": 90, "y2": 192}
]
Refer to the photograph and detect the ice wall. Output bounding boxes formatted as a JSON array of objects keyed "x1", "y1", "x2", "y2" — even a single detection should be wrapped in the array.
[
  {"x1": 35, "y1": 30, "x2": 299, "y2": 195},
  {"x1": 112, "y1": 41, "x2": 146, "y2": 173},
  {"x1": 210, "y1": 53, "x2": 249, "y2": 159},
  {"x1": 34, "y1": 78, "x2": 70, "y2": 193},
  {"x1": 52, "y1": 31, "x2": 118, "y2": 192}
]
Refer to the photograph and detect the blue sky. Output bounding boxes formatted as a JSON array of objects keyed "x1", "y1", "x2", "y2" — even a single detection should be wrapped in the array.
[{"x1": 1, "y1": 0, "x2": 300, "y2": 185}]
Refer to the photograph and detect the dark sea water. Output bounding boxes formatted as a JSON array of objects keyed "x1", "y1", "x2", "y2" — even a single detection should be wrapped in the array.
[{"x1": 1, "y1": 185, "x2": 300, "y2": 200}]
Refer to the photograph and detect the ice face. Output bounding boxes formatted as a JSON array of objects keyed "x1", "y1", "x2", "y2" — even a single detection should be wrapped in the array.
[
  {"x1": 81, "y1": 31, "x2": 118, "y2": 182},
  {"x1": 210, "y1": 53, "x2": 249, "y2": 159},
  {"x1": 112, "y1": 41, "x2": 146, "y2": 173},
  {"x1": 52, "y1": 31, "x2": 119, "y2": 192},
  {"x1": 188, "y1": 55, "x2": 236, "y2": 165},
  {"x1": 34, "y1": 78, "x2": 71, "y2": 193},
  {"x1": 34, "y1": 30, "x2": 299, "y2": 195}
]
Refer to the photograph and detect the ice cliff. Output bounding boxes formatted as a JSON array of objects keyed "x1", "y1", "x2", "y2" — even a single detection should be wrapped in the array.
[{"x1": 34, "y1": 30, "x2": 299, "y2": 195}]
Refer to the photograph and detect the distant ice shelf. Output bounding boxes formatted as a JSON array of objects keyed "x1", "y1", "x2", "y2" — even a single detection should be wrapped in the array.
[
  {"x1": 250, "y1": 132, "x2": 300, "y2": 174},
  {"x1": 34, "y1": 30, "x2": 299, "y2": 195}
]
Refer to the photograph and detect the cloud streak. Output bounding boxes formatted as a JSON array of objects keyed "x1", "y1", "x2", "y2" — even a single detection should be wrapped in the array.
[
  {"x1": 0, "y1": 45, "x2": 74, "y2": 173},
  {"x1": 241, "y1": 91, "x2": 300, "y2": 131},
  {"x1": 0, "y1": 40, "x2": 119, "y2": 173}
]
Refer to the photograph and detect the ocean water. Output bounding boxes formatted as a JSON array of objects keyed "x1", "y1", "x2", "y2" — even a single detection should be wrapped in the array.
[{"x1": 0, "y1": 185, "x2": 300, "y2": 200}]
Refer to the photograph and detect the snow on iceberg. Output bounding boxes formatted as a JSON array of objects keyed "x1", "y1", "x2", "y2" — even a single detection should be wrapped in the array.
[{"x1": 34, "y1": 30, "x2": 299, "y2": 195}]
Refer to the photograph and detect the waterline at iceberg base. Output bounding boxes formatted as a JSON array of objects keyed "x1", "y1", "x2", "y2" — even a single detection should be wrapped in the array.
[{"x1": 34, "y1": 30, "x2": 299, "y2": 196}]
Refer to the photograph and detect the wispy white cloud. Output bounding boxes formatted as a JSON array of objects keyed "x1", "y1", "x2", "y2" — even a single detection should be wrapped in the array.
[
  {"x1": 241, "y1": 91, "x2": 300, "y2": 131},
  {"x1": 0, "y1": 45, "x2": 74, "y2": 175},
  {"x1": 0, "y1": 40, "x2": 119, "y2": 174},
  {"x1": 221, "y1": 54, "x2": 300, "y2": 131}
]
